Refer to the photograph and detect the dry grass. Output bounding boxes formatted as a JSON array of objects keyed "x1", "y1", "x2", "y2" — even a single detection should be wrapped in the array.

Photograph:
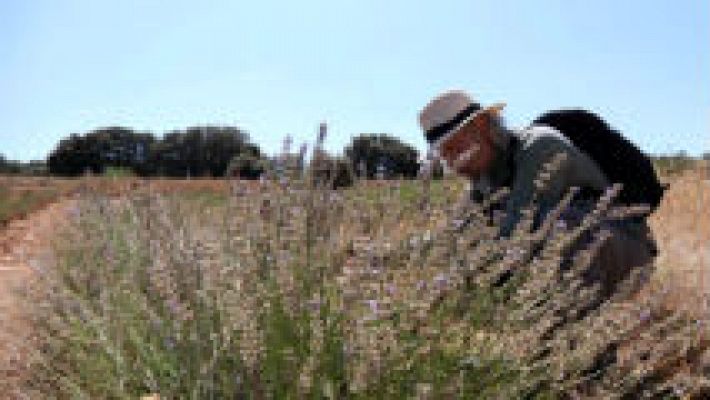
[
  {"x1": 0, "y1": 176, "x2": 70, "y2": 225},
  {"x1": 0, "y1": 175, "x2": 237, "y2": 226}
]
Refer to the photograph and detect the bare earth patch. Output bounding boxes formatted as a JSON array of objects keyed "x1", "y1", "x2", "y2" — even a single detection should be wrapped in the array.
[
  {"x1": 648, "y1": 170, "x2": 710, "y2": 317},
  {"x1": 0, "y1": 199, "x2": 75, "y2": 397}
]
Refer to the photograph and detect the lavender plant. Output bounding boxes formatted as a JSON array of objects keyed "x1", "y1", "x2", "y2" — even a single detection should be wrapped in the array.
[{"x1": 25, "y1": 142, "x2": 710, "y2": 399}]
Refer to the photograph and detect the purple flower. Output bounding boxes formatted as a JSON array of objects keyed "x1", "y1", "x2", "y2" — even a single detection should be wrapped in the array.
[
  {"x1": 67, "y1": 205, "x2": 81, "y2": 219},
  {"x1": 165, "y1": 297, "x2": 182, "y2": 318},
  {"x1": 505, "y1": 247, "x2": 526, "y2": 262},
  {"x1": 307, "y1": 299, "x2": 321, "y2": 312},
  {"x1": 639, "y1": 309, "x2": 652, "y2": 323},
  {"x1": 554, "y1": 219, "x2": 568, "y2": 231},
  {"x1": 163, "y1": 335, "x2": 176, "y2": 350},
  {"x1": 317, "y1": 122, "x2": 328, "y2": 145},
  {"x1": 364, "y1": 299, "x2": 379, "y2": 314},
  {"x1": 452, "y1": 219, "x2": 466, "y2": 229},
  {"x1": 385, "y1": 284, "x2": 397, "y2": 296},
  {"x1": 433, "y1": 273, "x2": 448, "y2": 289}
]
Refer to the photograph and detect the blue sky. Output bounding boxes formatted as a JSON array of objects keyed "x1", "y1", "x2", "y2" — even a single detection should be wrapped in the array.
[{"x1": 1, "y1": 0, "x2": 708, "y2": 161}]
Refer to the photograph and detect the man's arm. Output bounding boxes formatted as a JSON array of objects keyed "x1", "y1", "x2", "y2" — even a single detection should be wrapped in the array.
[{"x1": 499, "y1": 137, "x2": 576, "y2": 237}]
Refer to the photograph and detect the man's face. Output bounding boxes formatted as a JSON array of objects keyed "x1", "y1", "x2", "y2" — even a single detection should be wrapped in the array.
[{"x1": 436, "y1": 114, "x2": 495, "y2": 178}]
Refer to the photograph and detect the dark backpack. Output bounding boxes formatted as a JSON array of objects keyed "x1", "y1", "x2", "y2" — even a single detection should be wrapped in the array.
[{"x1": 531, "y1": 109, "x2": 667, "y2": 214}]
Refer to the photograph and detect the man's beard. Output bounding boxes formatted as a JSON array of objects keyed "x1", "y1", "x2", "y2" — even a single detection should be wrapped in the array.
[{"x1": 451, "y1": 143, "x2": 480, "y2": 171}]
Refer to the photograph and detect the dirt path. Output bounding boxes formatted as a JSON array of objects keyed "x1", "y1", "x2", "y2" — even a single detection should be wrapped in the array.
[
  {"x1": 647, "y1": 173, "x2": 710, "y2": 317},
  {"x1": 0, "y1": 199, "x2": 75, "y2": 398}
]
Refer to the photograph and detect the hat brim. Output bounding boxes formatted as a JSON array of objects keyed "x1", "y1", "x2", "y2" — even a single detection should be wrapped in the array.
[{"x1": 431, "y1": 103, "x2": 506, "y2": 150}]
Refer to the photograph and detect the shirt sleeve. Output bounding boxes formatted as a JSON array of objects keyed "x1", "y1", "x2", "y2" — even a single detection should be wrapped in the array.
[{"x1": 499, "y1": 136, "x2": 579, "y2": 237}]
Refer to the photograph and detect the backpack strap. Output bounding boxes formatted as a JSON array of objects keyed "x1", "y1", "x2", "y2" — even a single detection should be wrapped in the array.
[{"x1": 503, "y1": 133, "x2": 521, "y2": 189}]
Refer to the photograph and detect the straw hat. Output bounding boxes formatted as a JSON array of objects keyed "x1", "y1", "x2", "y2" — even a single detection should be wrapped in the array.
[{"x1": 419, "y1": 90, "x2": 506, "y2": 149}]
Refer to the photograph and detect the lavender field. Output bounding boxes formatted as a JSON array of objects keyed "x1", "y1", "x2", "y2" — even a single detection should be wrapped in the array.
[{"x1": 13, "y1": 163, "x2": 707, "y2": 399}]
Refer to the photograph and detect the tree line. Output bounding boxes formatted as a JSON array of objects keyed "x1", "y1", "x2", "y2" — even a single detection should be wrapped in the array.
[
  {"x1": 2, "y1": 127, "x2": 706, "y2": 181},
  {"x1": 39, "y1": 125, "x2": 423, "y2": 183},
  {"x1": 0, "y1": 155, "x2": 47, "y2": 175}
]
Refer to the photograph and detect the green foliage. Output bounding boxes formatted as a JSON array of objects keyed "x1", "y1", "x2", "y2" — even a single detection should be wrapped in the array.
[
  {"x1": 0, "y1": 185, "x2": 57, "y2": 225},
  {"x1": 309, "y1": 151, "x2": 356, "y2": 189},
  {"x1": 102, "y1": 166, "x2": 136, "y2": 178},
  {"x1": 46, "y1": 125, "x2": 264, "y2": 178},
  {"x1": 149, "y1": 126, "x2": 261, "y2": 177},
  {"x1": 47, "y1": 127, "x2": 154, "y2": 176},
  {"x1": 0, "y1": 154, "x2": 16, "y2": 174},
  {"x1": 226, "y1": 152, "x2": 267, "y2": 179},
  {"x1": 344, "y1": 134, "x2": 420, "y2": 179},
  {"x1": 0, "y1": 155, "x2": 47, "y2": 175}
]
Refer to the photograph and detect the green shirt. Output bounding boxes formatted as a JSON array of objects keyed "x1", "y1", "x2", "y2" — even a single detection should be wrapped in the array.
[{"x1": 470, "y1": 125, "x2": 610, "y2": 237}]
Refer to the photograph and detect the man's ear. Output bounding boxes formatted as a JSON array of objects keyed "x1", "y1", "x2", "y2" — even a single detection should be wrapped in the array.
[
  {"x1": 485, "y1": 113, "x2": 505, "y2": 147},
  {"x1": 479, "y1": 112, "x2": 498, "y2": 137}
]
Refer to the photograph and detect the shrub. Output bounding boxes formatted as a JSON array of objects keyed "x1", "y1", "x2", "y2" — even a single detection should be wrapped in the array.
[
  {"x1": 309, "y1": 152, "x2": 356, "y2": 189},
  {"x1": 27, "y1": 159, "x2": 710, "y2": 398},
  {"x1": 226, "y1": 152, "x2": 267, "y2": 179},
  {"x1": 344, "y1": 134, "x2": 420, "y2": 179}
]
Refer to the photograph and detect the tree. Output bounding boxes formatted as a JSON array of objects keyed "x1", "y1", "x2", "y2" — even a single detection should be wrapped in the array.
[
  {"x1": 226, "y1": 152, "x2": 267, "y2": 179},
  {"x1": 343, "y1": 134, "x2": 420, "y2": 179},
  {"x1": 47, "y1": 125, "x2": 263, "y2": 178},
  {"x1": 147, "y1": 126, "x2": 261, "y2": 177},
  {"x1": 309, "y1": 150, "x2": 355, "y2": 189},
  {"x1": 47, "y1": 127, "x2": 155, "y2": 176},
  {"x1": 0, "y1": 154, "x2": 16, "y2": 174}
]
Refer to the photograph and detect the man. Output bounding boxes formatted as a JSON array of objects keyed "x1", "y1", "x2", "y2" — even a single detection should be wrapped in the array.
[{"x1": 418, "y1": 90, "x2": 657, "y2": 295}]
